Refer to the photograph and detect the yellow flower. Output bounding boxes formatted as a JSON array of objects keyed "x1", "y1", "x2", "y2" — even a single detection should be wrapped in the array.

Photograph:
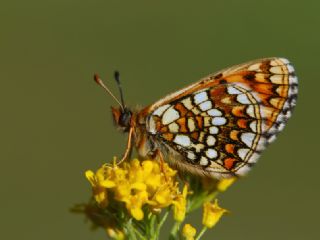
[
  {"x1": 172, "y1": 184, "x2": 188, "y2": 222},
  {"x1": 182, "y1": 224, "x2": 197, "y2": 240},
  {"x1": 106, "y1": 227, "x2": 125, "y2": 240},
  {"x1": 217, "y1": 177, "x2": 237, "y2": 192},
  {"x1": 125, "y1": 190, "x2": 148, "y2": 220},
  {"x1": 85, "y1": 169, "x2": 115, "y2": 208},
  {"x1": 202, "y1": 199, "x2": 228, "y2": 228}
]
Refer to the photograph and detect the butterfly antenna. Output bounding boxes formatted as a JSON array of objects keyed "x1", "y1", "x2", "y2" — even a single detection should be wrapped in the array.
[
  {"x1": 114, "y1": 71, "x2": 126, "y2": 109},
  {"x1": 94, "y1": 73, "x2": 124, "y2": 110}
]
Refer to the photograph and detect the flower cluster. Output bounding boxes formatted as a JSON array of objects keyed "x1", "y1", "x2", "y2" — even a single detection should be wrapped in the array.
[
  {"x1": 85, "y1": 159, "x2": 187, "y2": 221},
  {"x1": 73, "y1": 159, "x2": 235, "y2": 240}
]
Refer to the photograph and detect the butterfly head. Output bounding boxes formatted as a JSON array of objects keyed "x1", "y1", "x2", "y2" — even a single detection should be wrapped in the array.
[{"x1": 111, "y1": 106, "x2": 132, "y2": 132}]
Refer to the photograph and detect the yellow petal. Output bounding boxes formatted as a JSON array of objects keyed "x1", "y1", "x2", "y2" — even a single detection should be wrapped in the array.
[
  {"x1": 173, "y1": 196, "x2": 186, "y2": 222},
  {"x1": 202, "y1": 199, "x2": 228, "y2": 228},
  {"x1": 182, "y1": 224, "x2": 196, "y2": 240},
  {"x1": 100, "y1": 179, "x2": 116, "y2": 188},
  {"x1": 93, "y1": 188, "x2": 108, "y2": 208},
  {"x1": 217, "y1": 177, "x2": 237, "y2": 192},
  {"x1": 85, "y1": 170, "x2": 96, "y2": 186},
  {"x1": 131, "y1": 182, "x2": 147, "y2": 191},
  {"x1": 130, "y1": 207, "x2": 144, "y2": 221},
  {"x1": 142, "y1": 160, "x2": 153, "y2": 175},
  {"x1": 106, "y1": 228, "x2": 125, "y2": 240}
]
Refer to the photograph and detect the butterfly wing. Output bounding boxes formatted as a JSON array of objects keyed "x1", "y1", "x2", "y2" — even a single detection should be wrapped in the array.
[{"x1": 141, "y1": 58, "x2": 298, "y2": 178}]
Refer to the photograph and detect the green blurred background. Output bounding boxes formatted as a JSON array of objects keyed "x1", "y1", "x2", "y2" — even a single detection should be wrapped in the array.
[{"x1": 1, "y1": 0, "x2": 319, "y2": 239}]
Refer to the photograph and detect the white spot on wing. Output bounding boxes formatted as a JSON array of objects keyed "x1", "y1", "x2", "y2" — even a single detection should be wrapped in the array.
[
  {"x1": 237, "y1": 148, "x2": 250, "y2": 160},
  {"x1": 246, "y1": 105, "x2": 256, "y2": 118},
  {"x1": 277, "y1": 122, "x2": 285, "y2": 131},
  {"x1": 237, "y1": 94, "x2": 251, "y2": 104},
  {"x1": 206, "y1": 148, "x2": 218, "y2": 159},
  {"x1": 209, "y1": 126, "x2": 219, "y2": 134},
  {"x1": 199, "y1": 101, "x2": 212, "y2": 111},
  {"x1": 147, "y1": 117, "x2": 156, "y2": 134},
  {"x1": 200, "y1": 156, "x2": 209, "y2": 166},
  {"x1": 267, "y1": 134, "x2": 277, "y2": 144},
  {"x1": 248, "y1": 152, "x2": 260, "y2": 163},
  {"x1": 249, "y1": 120, "x2": 257, "y2": 132},
  {"x1": 153, "y1": 104, "x2": 171, "y2": 116},
  {"x1": 162, "y1": 107, "x2": 180, "y2": 125},
  {"x1": 287, "y1": 64, "x2": 295, "y2": 73},
  {"x1": 235, "y1": 165, "x2": 251, "y2": 176},
  {"x1": 241, "y1": 132, "x2": 256, "y2": 147},
  {"x1": 194, "y1": 91, "x2": 208, "y2": 104},
  {"x1": 227, "y1": 86, "x2": 242, "y2": 95},
  {"x1": 174, "y1": 135, "x2": 191, "y2": 147},
  {"x1": 206, "y1": 135, "x2": 216, "y2": 146},
  {"x1": 187, "y1": 151, "x2": 196, "y2": 160},
  {"x1": 211, "y1": 117, "x2": 227, "y2": 126},
  {"x1": 207, "y1": 109, "x2": 222, "y2": 116},
  {"x1": 289, "y1": 75, "x2": 298, "y2": 84}
]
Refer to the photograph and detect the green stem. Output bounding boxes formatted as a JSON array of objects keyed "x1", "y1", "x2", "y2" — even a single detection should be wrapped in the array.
[
  {"x1": 169, "y1": 221, "x2": 182, "y2": 240},
  {"x1": 149, "y1": 214, "x2": 157, "y2": 240},
  {"x1": 156, "y1": 210, "x2": 169, "y2": 234},
  {"x1": 132, "y1": 227, "x2": 147, "y2": 240},
  {"x1": 195, "y1": 227, "x2": 207, "y2": 240},
  {"x1": 125, "y1": 222, "x2": 138, "y2": 240}
]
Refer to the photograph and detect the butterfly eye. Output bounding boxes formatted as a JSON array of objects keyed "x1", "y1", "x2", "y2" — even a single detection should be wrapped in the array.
[{"x1": 119, "y1": 108, "x2": 132, "y2": 131}]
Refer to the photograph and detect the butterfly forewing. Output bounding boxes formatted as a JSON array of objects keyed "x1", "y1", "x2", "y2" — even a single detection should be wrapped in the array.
[{"x1": 141, "y1": 58, "x2": 298, "y2": 178}]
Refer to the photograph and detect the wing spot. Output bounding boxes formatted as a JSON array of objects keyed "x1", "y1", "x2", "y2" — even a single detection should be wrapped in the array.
[
  {"x1": 200, "y1": 156, "x2": 209, "y2": 166},
  {"x1": 162, "y1": 107, "x2": 180, "y2": 125},
  {"x1": 206, "y1": 135, "x2": 216, "y2": 146},
  {"x1": 168, "y1": 122, "x2": 179, "y2": 133},
  {"x1": 206, "y1": 148, "x2": 218, "y2": 159},
  {"x1": 173, "y1": 135, "x2": 191, "y2": 147},
  {"x1": 199, "y1": 100, "x2": 212, "y2": 111},
  {"x1": 237, "y1": 94, "x2": 252, "y2": 104},
  {"x1": 237, "y1": 148, "x2": 250, "y2": 160},
  {"x1": 241, "y1": 132, "x2": 256, "y2": 147},
  {"x1": 153, "y1": 104, "x2": 171, "y2": 116},
  {"x1": 207, "y1": 108, "x2": 222, "y2": 116},
  {"x1": 227, "y1": 86, "x2": 242, "y2": 95},
  {"x1": 209, "y1": 126, "x2": 219, "y2": 134},
  {"x1": 194, "y1": 91, "x2": 208, "y2": 104}
]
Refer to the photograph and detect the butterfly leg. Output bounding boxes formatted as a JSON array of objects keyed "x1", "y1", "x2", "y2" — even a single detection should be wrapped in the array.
[
  {"x1": 151, "y1": 149, "x2": 170, "y2": 182},
  {"x1": 116, "y1": 126, "x2": 134, "y2": 165}
]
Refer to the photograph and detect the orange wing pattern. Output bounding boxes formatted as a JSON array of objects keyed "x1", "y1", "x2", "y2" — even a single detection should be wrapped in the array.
[{"x1": 139, "y1": 58, "x2": 297, "y2": 178}]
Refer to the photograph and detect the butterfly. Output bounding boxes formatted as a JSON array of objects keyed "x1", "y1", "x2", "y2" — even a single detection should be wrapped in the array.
[{"x1": 94, "y1": 58, "x2": 298, "y2": 179}]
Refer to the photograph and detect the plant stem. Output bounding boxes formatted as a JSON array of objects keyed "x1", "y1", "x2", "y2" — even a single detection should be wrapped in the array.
[
  {"x1": 169, "y1": 221, "x2": 181, "y2": 240},
  {"x1": 125, "y1": 220, "x2": 138, "y2": 240},
  {"x1": 195, "y1": 227, "x2": 207, "y2": 240}
]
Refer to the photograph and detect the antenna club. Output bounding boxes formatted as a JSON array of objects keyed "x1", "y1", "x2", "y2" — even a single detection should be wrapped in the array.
[
  {"x1": 114, "y1": 71, "x2": 120, "y2": 82},
  {"x1": 93, "y1": 73, "x2": 100, "y2": 84}
]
